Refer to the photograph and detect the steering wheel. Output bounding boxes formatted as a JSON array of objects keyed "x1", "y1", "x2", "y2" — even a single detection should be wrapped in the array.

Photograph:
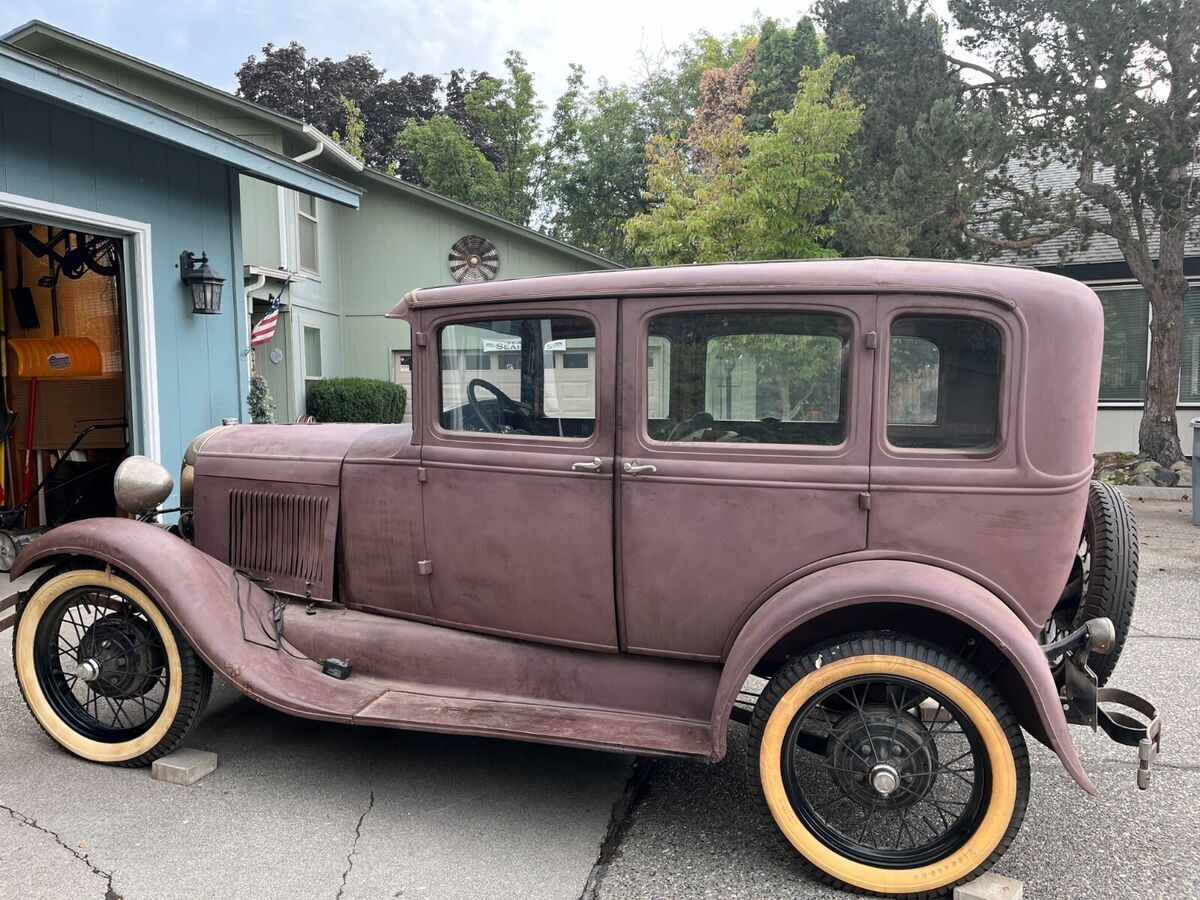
[{"x1": 466, "y1": 378, "x2": 537, "y2": 434}]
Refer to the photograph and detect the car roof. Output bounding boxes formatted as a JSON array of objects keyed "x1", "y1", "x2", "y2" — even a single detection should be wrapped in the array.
[{"x1": 389, "y1": 257, "x2": 1096, "y2": 318}]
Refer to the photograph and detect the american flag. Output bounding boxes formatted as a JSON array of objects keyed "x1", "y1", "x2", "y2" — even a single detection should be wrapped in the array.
[{"x1": 250, "y1": 296, "x2": 281, "y2": 347}]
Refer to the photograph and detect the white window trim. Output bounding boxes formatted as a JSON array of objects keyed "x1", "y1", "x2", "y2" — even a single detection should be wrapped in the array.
[
  {"x1": 296, "y1": 192, "x2": 320, "y2": 277},
  {"x1": 0, "y1": 190, "x2": 162, "y2": 462},
  {"x1": 302, "y1": 323, "x2": 324, "y2": 380}
]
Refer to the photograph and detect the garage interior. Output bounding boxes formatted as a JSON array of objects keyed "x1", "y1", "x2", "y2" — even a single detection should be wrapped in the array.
[{"x1": 0, "y1": 221, "x2": 130, "y2": 557}]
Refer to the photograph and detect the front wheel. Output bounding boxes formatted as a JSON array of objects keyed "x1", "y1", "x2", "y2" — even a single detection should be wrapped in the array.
[
  {"x1": 12, "y1": 567, "x2": 212, "y2": 766},
  {"x1": 748, "y1": 635, "x2": 1029, "y2": 898}
]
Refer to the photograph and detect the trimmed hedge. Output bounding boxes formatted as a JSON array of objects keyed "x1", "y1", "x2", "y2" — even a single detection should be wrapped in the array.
[{"x1": 306, "y1": 377, "x2": 407, "y2": 423}]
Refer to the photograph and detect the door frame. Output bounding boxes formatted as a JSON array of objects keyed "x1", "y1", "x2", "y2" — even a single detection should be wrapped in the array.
[{"x1": 0, "y1": 190, "x2": 159, "y2": 461}]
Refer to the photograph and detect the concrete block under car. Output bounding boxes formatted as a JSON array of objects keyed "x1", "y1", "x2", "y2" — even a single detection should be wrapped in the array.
[
  {"x1": 150, "y1": 748, "x2": 218, "y2": 785},
  {"x1": 954, "y1": 873, "x2": 1023, "y2": 900}
]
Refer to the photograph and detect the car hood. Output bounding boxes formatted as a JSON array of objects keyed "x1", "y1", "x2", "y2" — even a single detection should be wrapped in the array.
[{"x1": 194, "y1": 423, "x2": 387, "y2": 485}]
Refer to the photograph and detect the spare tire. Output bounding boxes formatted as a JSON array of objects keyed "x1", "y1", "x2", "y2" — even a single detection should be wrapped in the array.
[{"x1": 1045, "y1": 480, "x2": 1139, "y2": 686}]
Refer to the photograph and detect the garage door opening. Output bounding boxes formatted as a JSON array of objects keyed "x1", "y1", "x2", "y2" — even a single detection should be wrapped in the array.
[{"x1": 0, "y1": 221, "x2": 131, "y2": 544}]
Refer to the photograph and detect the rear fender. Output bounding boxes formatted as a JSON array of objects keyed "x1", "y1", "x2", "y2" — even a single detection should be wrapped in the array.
[
  {"x1": 714, "y1": 559, "x2": 1097, "y2": 795},
  {"x1": 9, "y1": 518, "x2": 382, "y2": 722}
]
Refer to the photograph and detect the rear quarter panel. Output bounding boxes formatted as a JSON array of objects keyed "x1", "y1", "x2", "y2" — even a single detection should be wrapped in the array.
[{"x1": 868, "y1": 279, "x2": 1102, "y2": 630}]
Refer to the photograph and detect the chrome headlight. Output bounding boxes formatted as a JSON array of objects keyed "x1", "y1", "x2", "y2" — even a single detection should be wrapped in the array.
[{"x1": 113, "y1": 456, "x2": 174, "y2": 516}]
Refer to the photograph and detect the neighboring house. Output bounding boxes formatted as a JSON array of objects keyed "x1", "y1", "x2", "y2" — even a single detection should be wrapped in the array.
[
  {"x1": 0, "y1": 39, "x2": 359, "y2": 511},
  {"x1": 4, "y1": 22, "x2": 617, "y2": 424},
  {"x1": 986, "y1": 160, "x2": 1200, "y2": 454}
]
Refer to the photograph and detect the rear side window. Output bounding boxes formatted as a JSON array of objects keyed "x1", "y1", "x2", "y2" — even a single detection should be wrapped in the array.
[{"x1": 887, "y1": 316, "x2": 1001, "y2": 450}]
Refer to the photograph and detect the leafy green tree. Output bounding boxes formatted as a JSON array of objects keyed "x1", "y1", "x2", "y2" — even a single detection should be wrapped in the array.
[
  {"x1": 396, "y1": 115, "x2": 506, "y2": 213},
  {"x1": 465, "y1": 52, "x2": 544, "y2": 225},
  {"x1": 926, "y1": 0, "x2": 1200, "y2": 463},
  {"x1": 816, "y1": 0, "x2": 963, "y2": 257},
  {"x1": 543, "y1": 67, "x2": 656, "y2": 262},
  {"x1": 235, "y1": 42, "x2": 479, "y2": 180},
  {"x1": 746, "y1": 16, "x2": 825, "y2": 133},
  {"x1": 331, "y1": 96, "x2": 365, "y2": 162},
  {"x1": 625, "y1": 53, "x2": 861, "y2": 264}
]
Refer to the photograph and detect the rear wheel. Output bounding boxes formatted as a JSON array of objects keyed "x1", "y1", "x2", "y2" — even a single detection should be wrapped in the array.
[
  {"x1": 12, "y1": 568, "x2": 211, "y2": 766},
  {"x1": 748, "y1": 634, "x2": 1029, "y2": 898}
]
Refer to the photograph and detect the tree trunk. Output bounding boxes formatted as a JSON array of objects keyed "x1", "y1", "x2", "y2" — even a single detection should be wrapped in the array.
[{"x1": 1136, "y1": 225, "x2": 1188, "y2": 465}]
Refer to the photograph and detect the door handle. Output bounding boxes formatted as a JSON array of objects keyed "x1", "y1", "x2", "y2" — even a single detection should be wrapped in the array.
[
  {"x1": 622, "y1": 461, "x2": 657, "y2": 476},
  {"x1": 571, "y1": 457, "x2": 604, "y2": 472}
]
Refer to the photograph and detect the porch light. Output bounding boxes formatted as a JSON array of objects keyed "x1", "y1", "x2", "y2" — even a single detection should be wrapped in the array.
[{"x1": 179, "y1": 250, "x2": 226, "y2": 314}]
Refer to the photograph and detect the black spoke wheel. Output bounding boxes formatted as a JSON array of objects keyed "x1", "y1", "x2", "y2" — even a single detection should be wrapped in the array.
[
  {"x1": 13, "y1": 567, "x2": 212, "y2": 766},
  {"x1": 749, "y1": 635, "x2": 1029, "y2": 898},
  {"x1": 33, "y1": 588, "x2": 170, "y2": 743},
  {"x1": 782, "y1": 675, "x2": 989, "y2": 870}
]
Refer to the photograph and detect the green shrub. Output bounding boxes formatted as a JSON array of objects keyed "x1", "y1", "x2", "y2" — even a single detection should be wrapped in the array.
[{"x1": 306, "y1": 377, "x2": 407, "y2": 423}]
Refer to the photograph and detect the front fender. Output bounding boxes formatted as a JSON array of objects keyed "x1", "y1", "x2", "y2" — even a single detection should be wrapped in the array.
[
  {"x1": 713, "y1": 560, "x2": 1097, "y2": 795},
  {"x1": 10, "y1": 519, "x2": 382, "y2": 723}
]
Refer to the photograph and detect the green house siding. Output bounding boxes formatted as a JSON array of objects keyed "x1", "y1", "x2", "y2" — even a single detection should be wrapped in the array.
[
  {"x1": 0, "y1": 84, "x2": 245, "y2": 474},
  {"x1": 331, "y1": 187, "x2": 604, "y2": 383}
]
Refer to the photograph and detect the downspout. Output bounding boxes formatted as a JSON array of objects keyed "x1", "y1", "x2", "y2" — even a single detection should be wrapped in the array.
[
  {"x1": 244, "y1": 274, "x2": 266, "y2": 379},
  {"x1": 278, "y1": 135, "x2": 324, "y2": 270}
]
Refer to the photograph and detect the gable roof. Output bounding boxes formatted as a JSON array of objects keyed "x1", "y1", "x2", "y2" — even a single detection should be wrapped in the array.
[
  {"x1": 3, "y1": 20, "x2": 619, "y2": 269},
  {"x1": 0, "y1": 39, "x2": 361, "y2": 207},
  {"x1": 986, "y1": 159, "x2": 1200, "y2": 269}
]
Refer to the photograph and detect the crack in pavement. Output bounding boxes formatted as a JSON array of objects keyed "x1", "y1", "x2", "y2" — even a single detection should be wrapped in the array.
[
  {"x1": 335, "y1": 790, "x2": 375, "y2": 900},
  {"x1": 579, "y1": 759, "x2": 653, "y2": 900},
  {"x1": 1, "y1": 801, "x2": 121, "y2": 899}
]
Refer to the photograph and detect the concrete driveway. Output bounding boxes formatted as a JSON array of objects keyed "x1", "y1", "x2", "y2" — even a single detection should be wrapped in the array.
[
  {"x1": 1, "y1": 500, "x2": 1196, "y2": 899},
  {"x1": 0, "y1": 638, "x2": 632, "y2": 900}
]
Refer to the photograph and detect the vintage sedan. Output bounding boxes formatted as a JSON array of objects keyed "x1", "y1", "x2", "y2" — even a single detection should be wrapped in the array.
[{"x1": 1, "y1": 259, "x2": 1158, "y2": 897}]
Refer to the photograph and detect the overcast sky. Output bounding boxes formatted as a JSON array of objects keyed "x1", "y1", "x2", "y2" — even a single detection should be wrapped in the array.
[{"x1": 0, "y1": 0, "x2": 959, "y2": 111}]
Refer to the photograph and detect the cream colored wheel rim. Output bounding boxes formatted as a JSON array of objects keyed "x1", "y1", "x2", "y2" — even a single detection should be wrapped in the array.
[
  {"x1": 759, "y1": 655, "x2": 1017, "y2": 895},
  {"x1": 14, "y1": 570, "x2": 183, "y2": 763}
]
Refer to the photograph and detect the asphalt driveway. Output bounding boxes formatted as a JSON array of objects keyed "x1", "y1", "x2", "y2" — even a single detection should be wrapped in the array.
[
  {"x1": 1, "y1": 500, "x2": 1196, "y2": 899},
  {"x1": 594, "y1": 500, "x2": 1200, "y2": 899}
]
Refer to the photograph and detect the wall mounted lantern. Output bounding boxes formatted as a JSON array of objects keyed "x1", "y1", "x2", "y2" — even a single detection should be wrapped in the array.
[{"x1": 179, "y1": 250, "x2": 225, "y2": 315}]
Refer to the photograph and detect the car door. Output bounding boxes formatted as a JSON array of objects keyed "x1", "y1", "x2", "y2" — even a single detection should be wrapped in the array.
[
  {"x1": 617, "y1": 294, "x2": 876, "y2": 661},
  {"x1": 416, "y1": 299, "x2": 619, "y2": 651}
]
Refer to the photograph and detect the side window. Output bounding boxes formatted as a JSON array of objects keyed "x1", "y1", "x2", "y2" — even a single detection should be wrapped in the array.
[
  {"x1": 439, "y1": 316, "x2": 596, "y2": 438},
  {"x1": 887, "y1": 315, "x2": 1001, "y2": 450},
  {"x1": 646, "y1": 311, "x2": 851, "y2": 446}
]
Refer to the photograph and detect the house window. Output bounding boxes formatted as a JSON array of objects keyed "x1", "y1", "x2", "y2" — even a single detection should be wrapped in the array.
[
  {"x1": 303, "y1": 326, "x2": 323, "y2": 379},
  {"x1": 1179, "y1": 284, "x2": 1200, "y2": 404},
  {"x1": 297, "y1": 193, "x2": 319, "y2": 274},
  {"x1": 1097, "y1": 288, "x2": 1148, "y2": 401},
  {"x1": 562, "y1": 352, "x2": 590, "y2": 369}
]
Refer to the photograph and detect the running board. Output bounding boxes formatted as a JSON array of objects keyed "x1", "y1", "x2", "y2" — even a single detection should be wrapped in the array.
[{"x1": 355, "y1": 689, "x2": 712, "y2": 757}]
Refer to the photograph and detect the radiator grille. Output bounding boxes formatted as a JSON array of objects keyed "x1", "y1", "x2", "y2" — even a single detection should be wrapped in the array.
[{"x1": 228, "y1": 488, "x2": 329, "y2": 587}]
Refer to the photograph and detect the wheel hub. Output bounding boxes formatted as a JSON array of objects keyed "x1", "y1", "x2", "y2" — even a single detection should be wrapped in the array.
[
  {"x1": 827, "y1": 702, "x2": 939, "y2": 809},
  {"x1": 77, "y1": 613, "x2": 165, "y2": 699},
  {"x1": 869, "y1": 763, "x2": 900, "y2": 796}
]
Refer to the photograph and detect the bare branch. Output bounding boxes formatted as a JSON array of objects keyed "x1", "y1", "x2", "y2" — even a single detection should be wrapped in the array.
[{"x1": 945, "y1": 55, "x2": 1003, "y2": 82}]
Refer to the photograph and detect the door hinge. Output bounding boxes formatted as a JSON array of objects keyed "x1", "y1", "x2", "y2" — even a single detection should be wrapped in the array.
[
  {"x1": 417, "y1": 559, "x2": 433, "y2": 576},
  {"x1": 858, "y1": 491, "x2": 871, "y2": 510},
  {"x1": 414, "y1": 331, "x2": 428, "y2": 347},
  {"x1": 417, "y1": 466, "x2": 428, "y2": 483},
  {"x1": 864, "y1": 331, "x2": 877, "y2": 350}
]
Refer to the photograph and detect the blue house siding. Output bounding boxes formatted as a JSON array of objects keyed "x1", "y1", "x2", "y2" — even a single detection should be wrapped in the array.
[{"x1": 0, "y1": 84, "x2": 245, "y2": 474}]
